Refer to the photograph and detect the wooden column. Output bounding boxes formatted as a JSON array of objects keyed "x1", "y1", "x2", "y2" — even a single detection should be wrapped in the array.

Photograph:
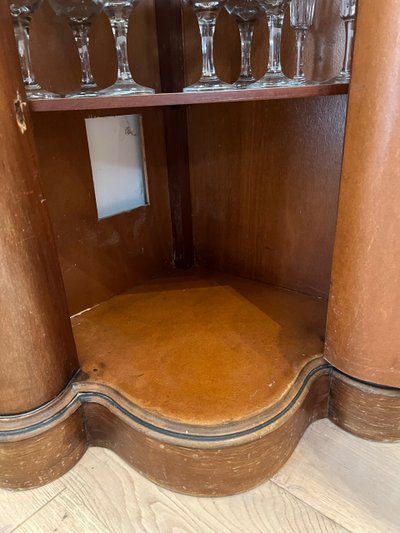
[
  {"x1": 325, "y1": 0, "x2": 400, "y2": 387},
  {"x1": 0, "y1": 6, "x2": 79, "y2": 415}
]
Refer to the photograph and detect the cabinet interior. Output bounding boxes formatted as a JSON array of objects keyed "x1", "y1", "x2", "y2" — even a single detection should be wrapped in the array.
[{"x1": 29, "y1": 0, "x2": 347, "y2": 423}]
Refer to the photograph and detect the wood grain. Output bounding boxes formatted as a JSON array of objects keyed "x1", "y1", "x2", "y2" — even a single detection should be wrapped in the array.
[
  {"x1": 182, "y1": 0, "x2": 345, "y2": 87},
  {"x1": 0, "y1": 478, "x2": 64, "y2": 532},
  {"x1": 83, "y1": 373, "x2": 329, "y2": 496},
  {"x1": 33, "y1": 108, "x2": 173, "y2": 315},
  {"x1": 329, "y1": 372, "x2": 400, "y2": 442},
  {"x1": 273, "y1": 419, "x2": 400, "y2": 533},
  {"x1": 72, "y1": 270, "x2": 327, "y2": 425},
  {"x1": 58, "y1": 447, "x2": 347, "y2": 533},
  {"x1": 30, "y1": 0, "x2": 161, "y2": 95},
  {"x1": 15, "y1": 488, "x2": 106, "y2": 533},
  {"x1": 0, "y1": 2, "x2": 79, "y2": 415},
  {"x1": 325, "y1": 0, "x2": 400, "y2": 387},
  {"x1": 0, "y1": 411, "x2": 86, "y2": 491},
  {"x1": 189, "y1": 96, "x2": 347, "y2": 297},
  {"x1": 28, "y1": 84, "x2": 348, "y2": 112}
]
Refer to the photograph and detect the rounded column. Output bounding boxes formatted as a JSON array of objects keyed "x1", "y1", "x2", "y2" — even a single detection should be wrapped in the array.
[
  {"x1": 326, "y1": 0, "x2": 400, "y2": 387},
  {"x1": 0, "y1": 5, "x2": 79, "y2": 414}
]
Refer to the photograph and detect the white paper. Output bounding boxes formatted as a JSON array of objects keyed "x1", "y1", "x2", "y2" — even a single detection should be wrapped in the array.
[{"x1": 85, "y1": 114, "x2": 147, "y2": 219}]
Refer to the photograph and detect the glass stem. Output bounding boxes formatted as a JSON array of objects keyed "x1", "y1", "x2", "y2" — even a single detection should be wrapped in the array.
[
  {"x1": 16, "y1": 19, "x2": 36, "y2": 86},
  {"x1": 238, "y1": 20, "x2": 255, "y2": 80},
  {"x1": 341, "y1": 18, "x2": 355, "y2": 76},
  {"x1": 267, "y1": 14, "x2": 284, "y2": 74},
  {"x1": 71, "y1": 23, "x2": 95, "y2": 88},
  {"x1": 109, "y1": 16, "x2": 134, "y2": 82},
  {"x1": 196, "y1": 10, "x2": 218, "y2": 79},
  {"x1": 294, "y1": 28, "x2": 307, "y2": 80}
]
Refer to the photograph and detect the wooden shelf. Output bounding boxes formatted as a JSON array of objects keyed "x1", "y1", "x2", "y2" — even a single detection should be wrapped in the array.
[
  {"x1": 29, "y1": 83, "x2": 349, "y2": 113},
  {"x1": 72, "y1": 269, "x2": 327, "y2": 427}
]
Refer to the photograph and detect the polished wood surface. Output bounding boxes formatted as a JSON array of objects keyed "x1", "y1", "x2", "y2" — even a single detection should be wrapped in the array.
[
  {"x1": 325, "y1": 0, "x2": 400, "y2": 387},
  {"x1": 0, "y1": 3, "x2": 79, "y2": 415},
  {"x1": 72, "y1": 270, "x2": 326, "y2": 425},
  {"x1": 189, "y1": 96, "x2": 346, "y2": 298},
  {"x1": 33, "y1": 109, "x2": 173, "y2": 316},
  {"x1": 28, "y1": 84, "x2": 348, "y2": 112}
]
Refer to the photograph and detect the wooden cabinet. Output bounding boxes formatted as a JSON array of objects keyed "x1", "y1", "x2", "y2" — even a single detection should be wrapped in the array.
[{"x1": 0, "y1": 0, "x2": 399, "y2": 496}]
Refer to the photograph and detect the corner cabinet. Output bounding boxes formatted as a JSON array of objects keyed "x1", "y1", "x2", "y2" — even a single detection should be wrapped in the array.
[{"x1": 1, "y1": 0, "x2": 399, "y2": 496}]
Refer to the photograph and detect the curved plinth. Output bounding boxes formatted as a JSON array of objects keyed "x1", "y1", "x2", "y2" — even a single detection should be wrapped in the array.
[{"x1": 1, "y1": 272, "x2": 399, "y2": 495}]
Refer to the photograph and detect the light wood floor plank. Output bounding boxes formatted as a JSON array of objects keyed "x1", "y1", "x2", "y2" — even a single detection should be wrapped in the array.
[
  {"x1": 58, "y1": 446, "x2": 347, "y2": 533},
  {"x1": 273, "y1": 419, "x2": 400, "y2": 533},
  {"x1": 0, "y1": 478, "x2": 65, "y2": 533},
  {"x1": 15, "y1": 488, "x2": 107, "y2": 533}
]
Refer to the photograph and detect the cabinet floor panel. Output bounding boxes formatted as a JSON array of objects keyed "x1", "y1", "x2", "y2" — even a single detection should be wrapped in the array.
[{"x1": 72, "y1": 269, "x2": 327, "y2": 426}]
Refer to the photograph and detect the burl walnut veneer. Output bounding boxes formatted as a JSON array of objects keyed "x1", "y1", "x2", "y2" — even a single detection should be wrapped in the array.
[{"x1": 0, "y1": 0, "x2": 399, "y2": 496}]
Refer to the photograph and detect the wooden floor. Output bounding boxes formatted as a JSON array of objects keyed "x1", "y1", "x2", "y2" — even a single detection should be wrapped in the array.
[{"x1": 1, "y1": 420, "x2": 399, "y2": 533}]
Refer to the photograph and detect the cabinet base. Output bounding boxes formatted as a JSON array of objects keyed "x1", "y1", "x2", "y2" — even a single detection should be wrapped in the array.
[{"x1": 1, "y1": 364, "x2": 399, "y2": 495}]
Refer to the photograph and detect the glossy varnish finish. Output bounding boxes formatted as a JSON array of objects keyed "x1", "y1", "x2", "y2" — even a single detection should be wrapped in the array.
[
  {"x1": 325, "y1": 0, "x2": 400, "y2": 387},
  {"x1": 0, "y1": 3, "x2": 78, "y2": 415}
]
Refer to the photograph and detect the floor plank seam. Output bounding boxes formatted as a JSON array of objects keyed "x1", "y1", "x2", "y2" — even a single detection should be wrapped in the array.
[
  {"x1": 9, "y1": 487, "x2": 67, "y2": 533},
  {"x1": 270, "y1": 478, "x2": 354, "y2": 533}
]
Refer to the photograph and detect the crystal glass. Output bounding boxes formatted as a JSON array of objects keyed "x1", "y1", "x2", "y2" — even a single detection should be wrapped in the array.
[
  {"x1": 48, "y1": 0, "x2": 102, "y2": 97},
  {"x1": 10, "y1": 0, "x2": 58, "y2": 99},
  {"x1": 96, "y1": 0, "x2": 154, "y2": 96},
  {"x1": 334, "y1": 0, "x2": 357, "y2": 82},
  {"x1": 225, "y1": 0, "x2": 263, "y2": 88},
  {"x1": 183, "y1": 0, "x2": 231, "y2": 92},
  {"x1": 289, "y1": 0, "x2": 316, "y2": 85},
  {"x1": 249, "y1": 0, "x2": 291, "y2": 88}
]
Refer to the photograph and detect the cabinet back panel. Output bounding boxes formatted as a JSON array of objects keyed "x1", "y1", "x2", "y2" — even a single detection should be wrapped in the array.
[
  {"x1": 30, "y1": 0, "x2": 161, "y2": 95},
  {"x1": 32, "y1": 109, "x2": 173, "y2": 317},
  {"x1": 28, "y1": 0, "x2": 173, "y2": 316},
  {"x1": 183, "y1": 0, "x2": 345, "y2": 87},
  {"x1": 188, "y1": 96, "x2": 347, "y2": 298},
  {"x1": 184, "y1": 0, "x2": 347, "y2": 297}
]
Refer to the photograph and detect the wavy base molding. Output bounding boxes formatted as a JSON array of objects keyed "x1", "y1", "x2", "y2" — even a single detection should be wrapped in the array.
[{"x1": 1, "y1": 360, "x2": 399, "y2": 496}]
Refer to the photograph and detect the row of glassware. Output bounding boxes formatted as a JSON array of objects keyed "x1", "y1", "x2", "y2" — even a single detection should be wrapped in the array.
[{"x1": 10, "y1": 0, "x2": 357, "y2": 100}]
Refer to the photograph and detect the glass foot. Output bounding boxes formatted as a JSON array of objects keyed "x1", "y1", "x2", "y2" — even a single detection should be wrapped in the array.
[
  {"x1": 290, "y1": 78, "x2": 317, "y2": 86},
  {"x1": 183, "y1": 77, "x2": 232, "y2": 93},
  {"x1": 65, "y1": 84, "x2": 100, "y2": 98},
  {"x1": 97, "y1": 80, "x2": 155, "y2": 97},
  {"x1": 248, "y1": 72, "x2": 294, "y2": 89},
  {"x1": 233, "y1": 76, "x2": 257, "y2": 90},
  {"x1": 26, "y1": 85, "x2": 59, "y2": 100},
  {"x1": 325, "y1": 72, "x2": 351, "y2": 84}
]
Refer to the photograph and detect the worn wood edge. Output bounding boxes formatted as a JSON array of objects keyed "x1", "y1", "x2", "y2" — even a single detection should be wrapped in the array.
[
  {"x1": 0, "y1": 409, "x2": 87, "y2": 491},
  {"x1": 329, "y1": 370, "x2": 400, "y2": 442},
  {"x1": 28, "y1": 84, "x2": 349, "y2": 112},
  {"x1": 0, "y1": 359, "x2": 331, "y2": 494},
  {"x1": 0, "y1": 357, "x2": 328, "y2": 444}
]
